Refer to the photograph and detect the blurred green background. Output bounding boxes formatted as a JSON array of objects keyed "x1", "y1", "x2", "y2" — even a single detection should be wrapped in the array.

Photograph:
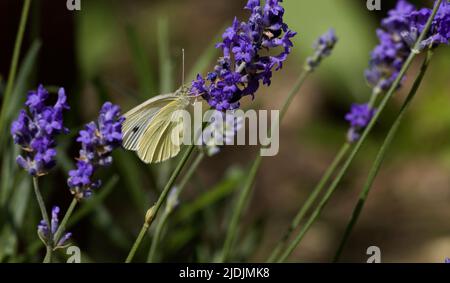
[{"x1": 0, "y1": 0, "x2": 449, "y2": 263}]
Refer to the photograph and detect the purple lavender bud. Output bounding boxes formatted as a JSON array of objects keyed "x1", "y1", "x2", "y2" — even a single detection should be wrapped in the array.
[
  {"x1": 57, "y1": 232, "x2": 72, "y2": 247},
  {"x1": 345, "y1": 103, "x2": 376, "y2": 143},
  {"x1": 11, "y1": 85, "x2": 69, "y2": 176},
  {"x1": 36, "y1": 206, "x2": 72, "y2": 248},
  {"x1": 68, "y1": 102, "x2": 124, "y2": 200},
  {"x1": 306, "y1": 29, "x2": 338, "y2": 71},
  {"x1": 50, "y1": 206, "x2": 60, "y2": 235},
  {"x1": 191, "y1": 0, "x2": 296, "y2": 111}
]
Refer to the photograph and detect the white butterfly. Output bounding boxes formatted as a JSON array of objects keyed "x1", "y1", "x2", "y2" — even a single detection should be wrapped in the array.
[{"x1": 122, "y1": 86, "x2": 192, "y2": 164}]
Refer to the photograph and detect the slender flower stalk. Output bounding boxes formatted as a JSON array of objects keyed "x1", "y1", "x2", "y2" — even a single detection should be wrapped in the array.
[
  {"x1": 38, "y1": 205, "x2": 72, "y2": 263},
  {"x1": 220, "y1": 152, "x2": 263, "y2": 262},
  {"x1": 125, "y1": 144, "x2": 196, "y2": 263},
  {"x1": 277, "y1": 0, "x2": 443, "y2": 262},
  {"x1": 0, "y1": 0, "x2": 31, "y2": 148},
  {"x1": 147, "y1": 151, "x2": 205, "y2": 262},
  {"x1": 333, "y1": 49, "x2": 434, "y2": 262},
  {"x1": 32, "y1": 177, "x2": 52, "y2": 262},
  {"x1": 269, "y1": 79, "x2": 378, "y2": 263},
  {"x1": 267, "y1": 143, "x2": 350, "y2": 262},
  {"x1": 221, "y1": 29, "x2": 337, "y2": 263},
  {"x1": 53, "y1": 198, "x2": 78, "y2": 245},
  {"x1": 221, "y1": 65, "x2": 311, "y2": 263}
]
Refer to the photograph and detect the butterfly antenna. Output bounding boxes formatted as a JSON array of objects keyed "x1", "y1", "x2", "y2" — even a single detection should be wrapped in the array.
[{"x1": 182, "y1": 48, "x2": 185, "y2": 87}]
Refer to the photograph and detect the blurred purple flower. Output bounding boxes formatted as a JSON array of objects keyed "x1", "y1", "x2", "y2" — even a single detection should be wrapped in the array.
[
  {"x1": 345, "y1": 103, "x2": 376, "y2": 143},
  {"x1": 11, "y1": 85, "x2": 69, "y2": 176},
  {"x1": 191, "y1": 0, "x2": 296, "y2": 111},
  {"x1": 415, "y1": 1, "x2": 450, "y2": 48},
  {"x1": 366, "y1": 0, "x2": 449, "y2": 92},
  {"x1": 68, "y1": 102, "x2": 124, "y2": 199},
  {"x1": 37, "y1": 206, "x2": 72, "y2": 248},
  {"x1": 306, "y1": 29, "x2": 338, "y2": 71}
]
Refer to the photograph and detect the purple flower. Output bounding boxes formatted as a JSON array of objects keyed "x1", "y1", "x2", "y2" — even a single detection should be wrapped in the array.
[
  {"x1": 417, "y1": 1, "x2": 450, "y2": 48},
  {"x1": 11, "y1": 85, "x2": 69, "y2": 176},
  {"x1": 191, "y1": 0, "x2": 296, "y2": 111},
  {"x1": 37, "y1": 206, "x2": 72, "y2": 248},
  {"x1": 306, "y1": 29, "x2": 338, "y2": 71},
  {"x1": 345, "y1": 103, "x2": 376, "y2": 143},
  {"x1": 68, "y1": 102, "x2": 124, "y2": 199},
  {"x1": 366, "y1": 0, "x2": 449, "y2": 92},
  {"x1": 445, "y1": 257, "x2": 450, "y2": 263},
  {"x1": 382, "y1": 0, "x2": 416, "y2": 32}
]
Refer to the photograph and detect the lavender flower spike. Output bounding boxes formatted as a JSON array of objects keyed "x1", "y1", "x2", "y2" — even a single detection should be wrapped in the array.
[
  {"x1": 191, "y1": 0, "x2": 297, "y2": 111},
  {"x1": 345, "y1": 103, "x2": 376, "y2": 143},
  {"x1": 37, "y1": 206, "x2": 72, "y2": 249},
  {"x1": 68, "y1": 102, "x2": 124, "y2": 200},
  {"x1": 306, "y1": 29, "x2": 338, "y2": 71},
  {"x1": 11, "y1": 85, "x2": 69, "y2": 176},
  {"x1": 365, "y1": 0, "x2": 450, "y2": 93}
]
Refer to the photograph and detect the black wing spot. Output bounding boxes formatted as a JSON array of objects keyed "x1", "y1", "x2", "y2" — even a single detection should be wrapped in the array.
[{"x1": 132, "y1": 126, "x2": 139, "y2": 133}]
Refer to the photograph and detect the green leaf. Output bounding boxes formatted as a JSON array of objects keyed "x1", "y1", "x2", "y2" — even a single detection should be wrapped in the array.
[
  {"x1": 113, "y1": 151, "x2": 149, "y2": 214},
  {"x1": 125, "y1": 25, "x2": 157, "y2": 99},
  {"x1": 68, "y1": 175, "x2": 120, "y2": 228},
  {"x1": 76, "y1": 0, "x2": 119, "y2": 80},
  {"x1": 7, "y1": 40, "x2": 41, "y2": 123},
  {"x1": 0, "y1": 174, "x2": 31, "y2": 262},
  {"x1": 90, "y1": 205, "x2": 132, "y2": 250},
  {"x1": 157, "y1": 16, "x2": 174, "y2": 93},
  {"x1": 174, "y1": 167, "x2": 244, "y2": 223}
]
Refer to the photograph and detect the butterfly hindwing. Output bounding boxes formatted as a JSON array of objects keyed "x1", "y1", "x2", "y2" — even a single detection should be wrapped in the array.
[
  {"x1": 122, "y1": 94, "x2": 179, "y2": 151},
  {"x1": 136, "y1": 98, "x2": 187, "y2": 164},
  {"x1": 122, "y1": 90, "x2": 190, "y2": 164}
]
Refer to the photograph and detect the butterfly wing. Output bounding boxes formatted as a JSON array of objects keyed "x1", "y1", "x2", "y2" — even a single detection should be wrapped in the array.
[
  {"x1": 136, "y1": 98, "x2": 188, "y2": 164},
  {"x1": 122, "y1": 93, "x2": 179, "y2": 151}
]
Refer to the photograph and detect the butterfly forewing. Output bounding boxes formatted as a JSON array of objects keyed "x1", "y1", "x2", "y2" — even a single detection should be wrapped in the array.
[
  {"x1": 136, "y1": 98, "x2": 187, "y2": 163},
  {"x1": 122, "y1": 89, "x2": 191, "y2": 164},
  {"x1": 122, "y1": 94, "x2": 179, "y2": 151}
]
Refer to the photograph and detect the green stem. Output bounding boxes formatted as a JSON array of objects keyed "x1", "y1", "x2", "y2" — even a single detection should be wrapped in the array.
[
  {"x1": 147, "y1": 211, "x2": 169, "y2": 263},
  {"x1": 43, "y1": 245, "x2": 52, "y2": 263},
  {"x1": 220, "y1": 155, "x2": 262, "y2": 263},
  {"x1": 125, "y1": 145, "x2": 196, "y2": 263},
  {"x1": 125, "y1": 223, "x2": 149, "y2": 263},
  {"x1": 32, "y1": 177, "x2": 52, "y2": 263},
  {"x1": 267, "y1": 142, "x2": 350, "y2": 262},
  {"x1": 333, "y1": 50, "x2": 434, "y2": 263},
  {"x1": 220, "y1": 69, "x2": 312, "y2": 263},
  {"x1": 280, "y1": 70, "x2": 310, "y2": 121},
  {"x1": 53, "y1": 198, "x2": 78, "y2": 245},
  {"x1": 147, "y1": 151, "x2": 205, "y2": 262},
  {"x1": 0, "y1": 0, "x2": 31, "y2": 147},
  {"x1": 269, "y1": 71, "x2": 380, "y2": 263},
  {"x1": 277, "y1": 0, "x2": 442, "y2": 262}
]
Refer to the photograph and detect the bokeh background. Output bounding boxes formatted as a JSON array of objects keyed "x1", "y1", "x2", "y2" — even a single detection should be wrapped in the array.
[{"x1": 0, "y1": 0, "x2": 449, "y2": 263}]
